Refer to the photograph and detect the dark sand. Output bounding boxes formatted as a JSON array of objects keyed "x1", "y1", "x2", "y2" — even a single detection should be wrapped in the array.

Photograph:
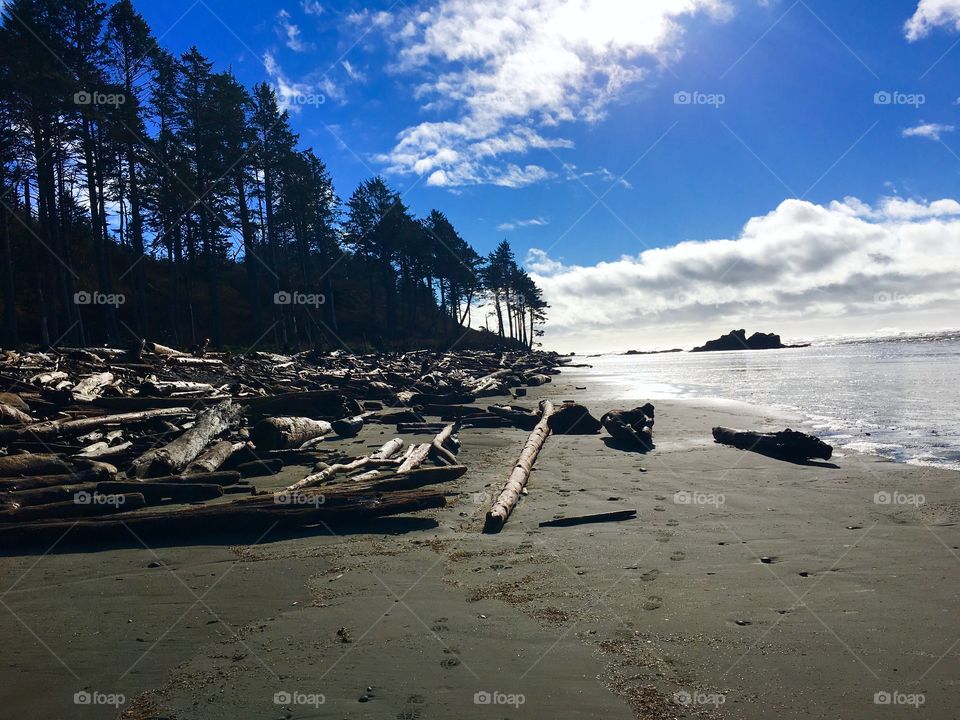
[{"x1": 1, "y1": 369, "x2": 958, "y2": 718}]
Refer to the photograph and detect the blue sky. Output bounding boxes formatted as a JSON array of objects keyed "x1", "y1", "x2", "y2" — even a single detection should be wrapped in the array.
[{"x1": 133, "y1": 0, "x2": 960, "y2": 350}]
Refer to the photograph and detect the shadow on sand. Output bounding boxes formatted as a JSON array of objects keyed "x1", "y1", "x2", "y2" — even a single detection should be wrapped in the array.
[{"x1": 0, "y1": 516, "x2": 439, "y2": 557}]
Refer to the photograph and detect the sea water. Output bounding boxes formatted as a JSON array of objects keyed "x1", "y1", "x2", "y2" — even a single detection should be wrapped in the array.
[{"x1": 575, "y1": 331, "x2": 960, "y2": 472}]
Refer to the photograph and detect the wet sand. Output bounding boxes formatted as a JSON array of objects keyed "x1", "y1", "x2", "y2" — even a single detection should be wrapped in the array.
[{"x1": 1, "y1": 369, "x2": 958, "y2": 718}]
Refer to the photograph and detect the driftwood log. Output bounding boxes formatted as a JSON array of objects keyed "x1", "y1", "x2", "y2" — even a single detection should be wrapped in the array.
[
  {"x1": 601, "y1": 404, "x2": 655, "y2": 449},
  {"x1": 485, "y1": 400, "x2": 555, "y2": 532},
  {"x1": 251, "y1": 416, "x2": 333, "y2": 451},
  {"x1": 129, "y1": 400, "x2": 242, "y2": 478},
  {"x1": 712, "y1": 427, "x2": 833, "y2": 461}
]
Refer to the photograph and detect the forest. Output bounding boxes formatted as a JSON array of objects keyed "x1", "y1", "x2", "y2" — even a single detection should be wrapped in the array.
[{"x1": 0, "y1": 0, "x2": 548, "y2": 352}]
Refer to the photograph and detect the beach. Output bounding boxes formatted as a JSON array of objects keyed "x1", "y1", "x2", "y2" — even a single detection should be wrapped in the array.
[{"x1": 1, "y1": 369, "x2": 958, "y2": 719}]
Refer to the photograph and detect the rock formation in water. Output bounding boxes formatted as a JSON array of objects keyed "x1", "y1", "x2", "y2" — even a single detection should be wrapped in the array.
[{"x1": 692, "y1": 329, "x2": 791, "y2": 352}]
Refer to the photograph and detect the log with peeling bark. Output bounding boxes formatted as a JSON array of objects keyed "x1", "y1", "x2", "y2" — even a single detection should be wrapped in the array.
[
  {"x1": 0, "y1": 393, "x2": 30, "y2": 412},
  {"x1": 70, "y1": 372, "x2": 115, "y2": 402},
  {"x1": 184, "y1": 440, "x2": 243, "y2": 475},
  {"x1": 712, "y1": 426, "x2": 833, "y2": 461},
  {"x1": 129, "y1": 400, "x2": 242, "y2": 478},
  {"x1": 74, "y1": 440, "x2": 133, "y2": 459},
  {"x1": 251, "y1": 416, "x2": 333, "y2": 451},
  {"x1": 485, "y1": 400, "x2": 555, "y2": 533}
]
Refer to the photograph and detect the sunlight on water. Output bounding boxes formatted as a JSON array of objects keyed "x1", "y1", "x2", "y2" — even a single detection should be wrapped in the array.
[{"x1": 573, "y1": 333, "x2": 960, "y2": 472}]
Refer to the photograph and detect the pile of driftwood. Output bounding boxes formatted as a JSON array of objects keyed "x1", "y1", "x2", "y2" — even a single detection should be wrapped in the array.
[{"x1": 0, "y1": 343, "x2": 566, "y2": 547}]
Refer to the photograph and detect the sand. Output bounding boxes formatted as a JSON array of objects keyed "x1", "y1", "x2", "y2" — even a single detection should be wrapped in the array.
[{"x1": 1, "y1": 368, "x2": 958, "y2": 719}]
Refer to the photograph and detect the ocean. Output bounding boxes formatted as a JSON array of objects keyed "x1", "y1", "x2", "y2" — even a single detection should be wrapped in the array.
[{"x1": 571, "y1": 331, "x2": 960, "y2": 472}]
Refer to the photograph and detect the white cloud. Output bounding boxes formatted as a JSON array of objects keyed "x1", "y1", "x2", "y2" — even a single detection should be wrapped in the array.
[
  {"x1": 277, "y1": 9, "x2": 312, "y2": 52},
  {"x1": 263, "y1": 51, "x2": 335, "y2": 111},
  {"x1": 301, "y1": 0, "x2": 323, "y2": 15},
  {"x1": 902, "y1": 122, "x2": 954, "y2": 141},
  {"x1": 497, "y1": 216, "x2": 549, "y2": 231},
  {"x1": 905, "y1": 0, "x2": 960, "y2": 41},
  {"x1": 380, "y1": 0, "x2": 731, "y2": 187},
  {"x1": 527, "y1": 196, "x2": 960, "y2": 351},
  {"x1": 341, "y1": 60, "x2": 365, "y2": 82}
]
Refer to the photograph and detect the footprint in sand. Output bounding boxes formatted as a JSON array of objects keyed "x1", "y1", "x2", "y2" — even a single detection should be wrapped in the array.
[
  {"x1": 670, "y1": 551, "x2": 686, "y2": 561},
  {"x1": 407, "y1": 694, "x2": 425, "y2": 704},
  {"x1": 397, "y1": 711, "x2": 421, "y2": 720},
  {"x1": 440, "y1": 657, "x2": 461, "y2": 669},
  {"x1": 643, "y1": 595, "x2": 663, "y2": 611},
  {"x1": 431, "y1": 624, "x2": 449, "y2": 632},
  {"x1": 654, "y1": 495, "x2": 667, "y2": 501},
  {"x1": 640, "y1": 569, "x2": 660, "y2": 581},
  {"x1": 666, "y1": 519, "x2": 679, "y2": 527},
  {"x1": 653, "y1": 506, "x2": 666, "y2": 512}
]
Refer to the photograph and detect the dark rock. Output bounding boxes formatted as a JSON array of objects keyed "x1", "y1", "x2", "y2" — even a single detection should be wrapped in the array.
[
  {"x1": 692, "y1": 329, "x2": 791, "y2": 352},
  {"x1": 548, "y1": 403, "x2": 602, "y2": 434}
]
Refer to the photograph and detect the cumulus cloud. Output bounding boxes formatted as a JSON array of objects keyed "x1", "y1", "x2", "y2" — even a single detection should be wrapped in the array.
[
  {"x1": 379, "y1": 0, "x2": 730, "y2": 187},
  {"x1": 301, "y1": 0, "x2": 323, "y2": 15},
  {"x1": 905, "y1": 0, "x2": 960, "y2": 40},
  {"x1": 902, "y1": 122, "x2": 954, "y2": 141},
  {"x1": 497, "y1": 217, "x2": 549, "y2": 231},
  {"x1": 527, "y1": 196, "x2": 960, "y2": 350}
]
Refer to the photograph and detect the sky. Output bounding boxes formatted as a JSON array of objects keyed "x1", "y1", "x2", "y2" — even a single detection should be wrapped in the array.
[{"x1": 131, "y1": 0, "x2": 960, "y2": 352}]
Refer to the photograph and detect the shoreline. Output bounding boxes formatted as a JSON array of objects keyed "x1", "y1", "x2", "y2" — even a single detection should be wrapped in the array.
[{"x1": 0, "y1": 366, "x2": 957, "y2": 718}]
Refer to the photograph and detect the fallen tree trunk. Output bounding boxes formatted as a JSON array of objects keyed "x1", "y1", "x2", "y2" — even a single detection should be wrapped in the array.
[
  {"x1": 129, "y1": 401, "x2": 242, "y2": 478},
  {"x1": 485, "y1": 400, "x2": 555, "y2": 532},
  {"x1": 21, "y1": 407, "x2": 193, "y2": 441},
  {"x1": 0, "y1": 453, "x2": 71, "y2": 477},
  {"x1": 0, "y1": 462, "x2": 116, "y2": 491},
  {"x1": 250, "y1": 416, "x2": 333, "y2": 451},
  {"x1": 0, "y1": 490, "x2": 446, "y2": 547},
  {"x1": 184, "y1": 440, "x2": 243, "y2": 475},
  {"x1": 0, "y1": 492, "x2": 146, "y2": 523},
  {"x1": 97, "y1": 481, "x2": 223, "y2": 504},
  {"x1": 0, "y1": 402, "x2": 32, "y2": 425},
  {"x1": 712, "y1": 426, "x2": 833, "y2": 461}
]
